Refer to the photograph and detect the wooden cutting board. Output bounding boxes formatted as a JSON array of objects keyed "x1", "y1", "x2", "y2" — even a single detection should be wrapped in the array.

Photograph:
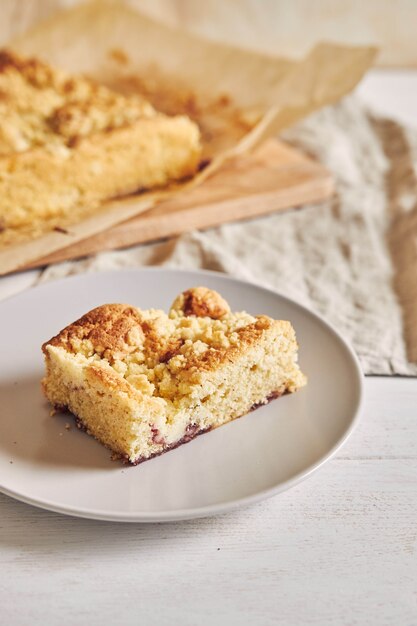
[{"x1": 27, "y1": 139, "x2": 334, "y2": 268}]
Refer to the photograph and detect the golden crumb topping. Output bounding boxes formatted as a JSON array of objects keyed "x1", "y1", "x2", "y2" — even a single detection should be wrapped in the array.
[
  {"x1": 0, "y1": 49, "x2": 154, "y2": 155},
  {"x1": 43, "y1": 288, "x2": 283, "y2": 405},
  {"x1": 170, "y1": 287, "x2": 230, "y2": 319}
]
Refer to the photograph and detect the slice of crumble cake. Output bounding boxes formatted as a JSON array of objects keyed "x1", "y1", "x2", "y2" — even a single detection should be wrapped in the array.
[{"x1": 42, "y1": 287, "x2": 306, "y2": 464}]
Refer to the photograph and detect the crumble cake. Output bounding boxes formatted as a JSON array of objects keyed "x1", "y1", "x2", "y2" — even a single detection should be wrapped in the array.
[
  {"x1": 42, "y1": 287, "x2": 306, "y2": 464},
  {"x1": 0, "y1": 50, "x2": 201, "y2": 246}
]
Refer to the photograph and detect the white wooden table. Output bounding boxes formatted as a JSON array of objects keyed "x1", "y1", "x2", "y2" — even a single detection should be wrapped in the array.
[{"x1": 1, "y1": 72, "x2": 417, "y2": 626}]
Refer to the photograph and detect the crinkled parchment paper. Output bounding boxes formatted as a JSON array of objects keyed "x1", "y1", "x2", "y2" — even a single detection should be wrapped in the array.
[{"x1": 0, "y1": 0, "x2": 376, "y2": 275}]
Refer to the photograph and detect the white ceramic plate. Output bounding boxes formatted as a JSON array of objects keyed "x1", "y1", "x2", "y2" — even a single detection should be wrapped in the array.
[{"x1": 0, "y1": 268, "x2": 363, "y2": 522}]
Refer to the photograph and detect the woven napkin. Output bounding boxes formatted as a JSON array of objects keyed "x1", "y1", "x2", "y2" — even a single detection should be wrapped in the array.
[{"x1": 37, "y1": 96, "x2": 417, "y2": 376}]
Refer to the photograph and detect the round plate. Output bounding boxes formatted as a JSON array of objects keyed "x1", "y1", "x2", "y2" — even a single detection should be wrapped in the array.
[{"x1": 0, "y1": 268, "x2": 363, "y2": 522}]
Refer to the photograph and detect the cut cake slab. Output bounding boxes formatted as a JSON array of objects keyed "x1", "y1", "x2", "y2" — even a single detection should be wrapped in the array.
[
  {"x1": 42, "y1": 287, "x2": 306, "y2": 464},
  {"x1": 0, "y1": 49, "x2": 201, "y2": 247}
]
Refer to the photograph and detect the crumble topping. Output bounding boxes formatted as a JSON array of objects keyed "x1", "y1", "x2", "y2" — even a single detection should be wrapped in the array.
[
  {"x1": 0, "y1": 48, "x2": 154, "y2": 155},
  {"x1": 171, "y1": 286, "x2": 230, "y2": 319},
  {"x1": 44, "y1": 288, "x2": 265, "y2": 404}
]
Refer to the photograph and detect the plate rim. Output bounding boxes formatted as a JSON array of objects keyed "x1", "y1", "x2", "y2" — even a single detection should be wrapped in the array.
[{"x1": 0, "y1": 267, "x2": 364, "y2": 522}]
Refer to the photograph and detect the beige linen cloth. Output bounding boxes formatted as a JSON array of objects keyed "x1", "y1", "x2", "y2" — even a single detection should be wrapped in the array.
[{"x1": 37, "y1": 97, "x2": 417, "y2": 376}]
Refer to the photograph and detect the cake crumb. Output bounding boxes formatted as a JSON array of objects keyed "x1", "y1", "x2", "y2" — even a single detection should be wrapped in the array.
[
  {"x1": 65, "y1": 422, "x2": 71, "y2": 430},
  {"x1": 53, "y1": 226, "x2": 70, "y2": 235},
  {"x1": 109, "y1": 48, "x2": 129, "y2": 65}
]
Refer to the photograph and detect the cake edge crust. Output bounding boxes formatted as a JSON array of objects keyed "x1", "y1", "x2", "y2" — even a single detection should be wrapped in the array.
[{"x1": 53, "y1": 389, "x2": 285, "y2": 466}]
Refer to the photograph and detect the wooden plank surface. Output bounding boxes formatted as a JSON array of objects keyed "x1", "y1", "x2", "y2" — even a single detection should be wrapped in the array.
[
  {"x1": 1, "y1": 378, "x2": 416, "y2": 626},
  {"x1": 27, "y1": 139, "x2": 333, "y2": 268}
]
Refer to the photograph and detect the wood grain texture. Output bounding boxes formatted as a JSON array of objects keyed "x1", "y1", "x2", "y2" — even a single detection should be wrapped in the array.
[
  {"x1": 0, "y1": 377, "x2": 416, "y2": 626},
  {"x1": 24, "y1": 139, "x2": 333, "y2": 268}
]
